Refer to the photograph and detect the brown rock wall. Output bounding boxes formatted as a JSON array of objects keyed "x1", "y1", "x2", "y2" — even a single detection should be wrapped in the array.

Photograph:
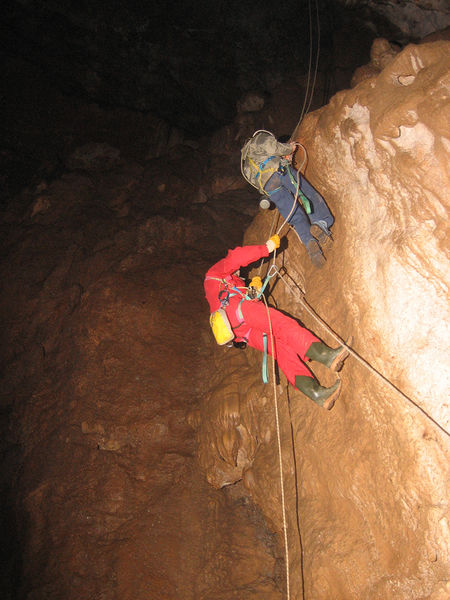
[
  {"x1": 195, "y1": 40, "x2": 450, "y2": 599},
  {"x1": 2, "y1": 25, "x2": 449, "y2": 600},
  {"x1": 0, "y1": 156, "x2": 284, "y2": 598}
]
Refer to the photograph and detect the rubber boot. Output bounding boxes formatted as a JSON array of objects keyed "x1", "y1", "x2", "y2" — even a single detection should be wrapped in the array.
[
  {"x1": 295, "y1": 375, "x2": 341, "y2": 410},
  {"x1": 306, "y1": 341, "x2": 350, "y2": 372},
  {"x1": 306, "y1": 239, "x2": 325, "y2": 268},
  {"x1": 310, "y1": 220, "x2": 333, "y2": 246}
]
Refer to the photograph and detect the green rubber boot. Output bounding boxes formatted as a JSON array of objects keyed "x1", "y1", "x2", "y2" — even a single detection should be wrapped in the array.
[
  {"x1": 306, "y1": 341, "x2": 350, "y2": 372},
  {"x1": 295, "y1": 375, "x2": 341, "y2": 410}
]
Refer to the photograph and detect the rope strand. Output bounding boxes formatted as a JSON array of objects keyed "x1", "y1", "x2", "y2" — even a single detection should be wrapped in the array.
[
  {"x1": 262, "y1": 293, "x2": 291, "y2": 600},
  {"x1": 292, "y1": 0, "x2": 321, "y2": 137},
  {"x1": 272, "y1": 265, "x2": 450, "y2": 438}
]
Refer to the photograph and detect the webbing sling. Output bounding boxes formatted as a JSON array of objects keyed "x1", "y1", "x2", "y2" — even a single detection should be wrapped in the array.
[
  {"x1": 262, "y1": 333, "x2": 269, "y2": 383},
  {"x1": 206, "y1": 270, "x2": 278, "y2": 382},
  {"x1": 211, "y1": 279, "x2": 252, "y2": 342},
  {"x1": 248, "y1": 155, "x2": 277, "y2": 193},
  {"x1": 286, "y1": 165, "x2": 311, "y2": 214}
]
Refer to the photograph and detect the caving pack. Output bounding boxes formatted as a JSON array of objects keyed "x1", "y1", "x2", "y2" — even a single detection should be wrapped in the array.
[
  {"x1": 209, "y1": 307, "x2": 234, "y2": 346},
  {"x1": 241, "y1": 130, "x2": 311, "y2": 214},
  {"x1": 240, "y1": 129, "x2": 280, "y2": 194},
  {"x1": 206, "y1": 276, "x2": 253, "y2": 347}
]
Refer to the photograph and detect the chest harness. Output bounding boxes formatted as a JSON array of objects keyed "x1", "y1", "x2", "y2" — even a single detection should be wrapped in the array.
[
  {"x1": 248, "y1": 155, "x2": 277, "y2": 194},
  {"x1": 206, "y1": 266, "x2": 279, "y2": 383},
  {"x1": 206, "y1": 275, "x2": 252, "y2": 343},
  {"x1": 246, "y1": 156, "x2": 312, "y2": 216}
]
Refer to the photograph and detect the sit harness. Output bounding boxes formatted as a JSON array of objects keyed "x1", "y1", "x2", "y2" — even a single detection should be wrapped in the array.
[
  {"x1": 248, "y1": 157, "x2": 312, "y2": 216},
  {"x1": 206, "y1": 266, "x2": 279, "y2": 383},
  {"x1": 248, "y1": 154, "x2": 277, "y2": 194},
  {"x1": 241, "y1": 130, "x2": 311, "y2": 215}
]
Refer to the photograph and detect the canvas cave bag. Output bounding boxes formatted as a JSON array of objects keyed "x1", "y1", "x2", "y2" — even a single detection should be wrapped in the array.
[{"x1": 209, "y1": 308, "x2": 235, "y2": 345}]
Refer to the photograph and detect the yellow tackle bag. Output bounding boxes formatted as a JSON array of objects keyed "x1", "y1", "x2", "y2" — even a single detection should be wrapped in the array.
[{"x1": 209, "y1": 308, "x2": 234, "y2": 345}]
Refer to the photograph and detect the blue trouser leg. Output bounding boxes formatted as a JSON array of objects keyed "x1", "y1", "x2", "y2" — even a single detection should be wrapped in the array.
[
  {"x1": 265, "y1": 169, "x2": 334, "y2": 245},
  {"x1": 265, "y1": 172, "x2": 314, "y2": 246},
  {"x1": 296, "y1": 170, "x2": 334, "y2": 230}
]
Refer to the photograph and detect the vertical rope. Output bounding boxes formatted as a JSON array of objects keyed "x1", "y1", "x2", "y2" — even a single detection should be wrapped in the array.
[
  {"x1": 292, "y1": 0, "x2": 321, "y2": 137},
  {"x1": 273, "y1": 266, "x2": 450, "y2": 438},
  {"x1": 297, "y1": 0, "x2": 314, "y2": 127},
  {"x1": 262, "y1": 294, "x2": 291, "y2": 600},
  {"x1": 304, "y1": 0, "x2": 321, "y2": 117}
]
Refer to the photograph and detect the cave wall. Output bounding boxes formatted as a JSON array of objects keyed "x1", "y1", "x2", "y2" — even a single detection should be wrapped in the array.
[
  {"x1": 0, "y1": 149, "x2": 287, "y2": 598},
  {"x1": 1, "y1": 0, "x2": 322, "y2": 134},
  {"x1": 361, "y1": 0, "x2": 450, "y2": 40},
  {"x1": 3, "y1": 0, "x2": 449, "y2": 200},
  {"x1": 1, "y1": 2, "x2": 449, "y2": 599},
  {"x1": 195, "y1": 38, "x2": 450, "y2": 599}
]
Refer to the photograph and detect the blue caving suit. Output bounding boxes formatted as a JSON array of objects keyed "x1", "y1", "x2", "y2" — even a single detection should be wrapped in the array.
[{"x1": 241, "y1": 131, "x2": 333, "y2": 247}]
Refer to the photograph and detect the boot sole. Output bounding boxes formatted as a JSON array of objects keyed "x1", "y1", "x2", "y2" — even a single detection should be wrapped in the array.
[
  {"x1": 323, "y1": 379, "x2": 341, "y2": 410},
  {"x1": 310, "y1": 224, "x2": 333, "y2": 247},
  {"x1": 330, "y1": 336, "x2": 353, "y2": 372},
  {"x1": 306, "y1": 239, "x2": 326, "y2": 268}
]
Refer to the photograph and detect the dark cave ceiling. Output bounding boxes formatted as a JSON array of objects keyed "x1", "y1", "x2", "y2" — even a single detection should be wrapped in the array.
[{"x1": 1, "y1": 0, "x2": 449, "y2": 134}]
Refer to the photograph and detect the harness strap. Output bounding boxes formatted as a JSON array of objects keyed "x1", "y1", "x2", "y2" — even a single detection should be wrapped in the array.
[
  {"x1": 267, "y1": 185, "x2": 282, "y2": 196},
  {"x1": 248, "y1": 155, "x2": 277, "y2": 194},
  {"x1": 233, "y1": 297, "x2": 252, "y2": 342},
  {"x1": 205, "y1": 276, "x2": 247, "y2": 306},
  {"x1": 262, "y1": 333, "x2": 269, "y2": 383},
  {"x1": 207, "y1": 278, "x2": 251, "y2": 340},
  {"x1": 207, "y1": 274, "x2": 277, "y2": 381},
  {"x1": 236, "y1": 297, "x2": 245, "y2": 321},
  {"x1": 286, "y1": 166, "x2": 311, "y2": 214},
  {"x1": 256, "y1": 155, "x2": 276, "y2": 174}
]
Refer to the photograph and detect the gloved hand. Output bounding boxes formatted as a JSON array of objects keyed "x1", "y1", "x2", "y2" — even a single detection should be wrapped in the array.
[
  {"x1": 266, "y1": 234, "x2": 280, "y2": 253},
  {"x1": 249, "y1": 276, "x2": 262, "y2": 290},
  {"x1": 282, "y1": 141, "x2": 298, "y2": 160}
]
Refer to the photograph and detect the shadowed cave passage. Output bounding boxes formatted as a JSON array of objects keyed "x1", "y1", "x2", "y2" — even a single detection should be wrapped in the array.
[{"x1": 1, "y1": 2, "x2": 449, "y2": 599}]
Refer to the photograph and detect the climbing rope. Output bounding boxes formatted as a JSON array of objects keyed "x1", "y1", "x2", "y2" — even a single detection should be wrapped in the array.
[
  {"x1": 293, "y1": 0, "x2": 321, "y2": 136},
  {"x1": 304, "y1": 0, "x2": 321, "y2": 118},
  {"x1": 267, "y1": 262, "x2": 450, "y2": 439},
  {"x1": 261, "y1": 292, "x2": 291, "y2": 600},
  {"x1": 253, "y1": 250, "x2": 448, "y2": 600},
  {"x1": 213, "y1": 276, "x2": 292, "y2": 597},
  {"x1": 297, "y1": 0, "x2": 314, "y2": 126},
  {"x1": 276, "y1": 1, "x2": 319, "y2": 235}
]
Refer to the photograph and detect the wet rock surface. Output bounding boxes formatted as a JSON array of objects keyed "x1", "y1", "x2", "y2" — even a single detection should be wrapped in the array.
[
  {"x1": 1, "y1": 54, "x2": 310, "y2": 596},
  {"x1": 196, "y1": 38, "x2": 450, "y2": 599},
  {"x1": 1, "y1": 17, "x2": 449, "y2": 600},
  {"x1": 0, "y1": 136, "x2": 287, "y2": 598}
]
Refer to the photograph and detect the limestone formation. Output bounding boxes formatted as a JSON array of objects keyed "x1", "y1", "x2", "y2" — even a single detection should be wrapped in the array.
[
  {"x1": 195, "y1": 39, "x2": 450, "y2": 599},
  {"x1": 1, "y1": 8, "x2": 450, "y2": 600}
]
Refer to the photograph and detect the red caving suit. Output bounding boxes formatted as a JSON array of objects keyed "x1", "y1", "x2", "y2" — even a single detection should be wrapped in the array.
[{"x1": 204, "y1": 244, "x2": 319, "y2": 387}]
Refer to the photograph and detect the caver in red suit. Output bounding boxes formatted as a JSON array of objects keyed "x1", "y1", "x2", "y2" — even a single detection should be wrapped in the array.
[{"x1": 204, "y1": 236, "x2": 350, "y2": 410}]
